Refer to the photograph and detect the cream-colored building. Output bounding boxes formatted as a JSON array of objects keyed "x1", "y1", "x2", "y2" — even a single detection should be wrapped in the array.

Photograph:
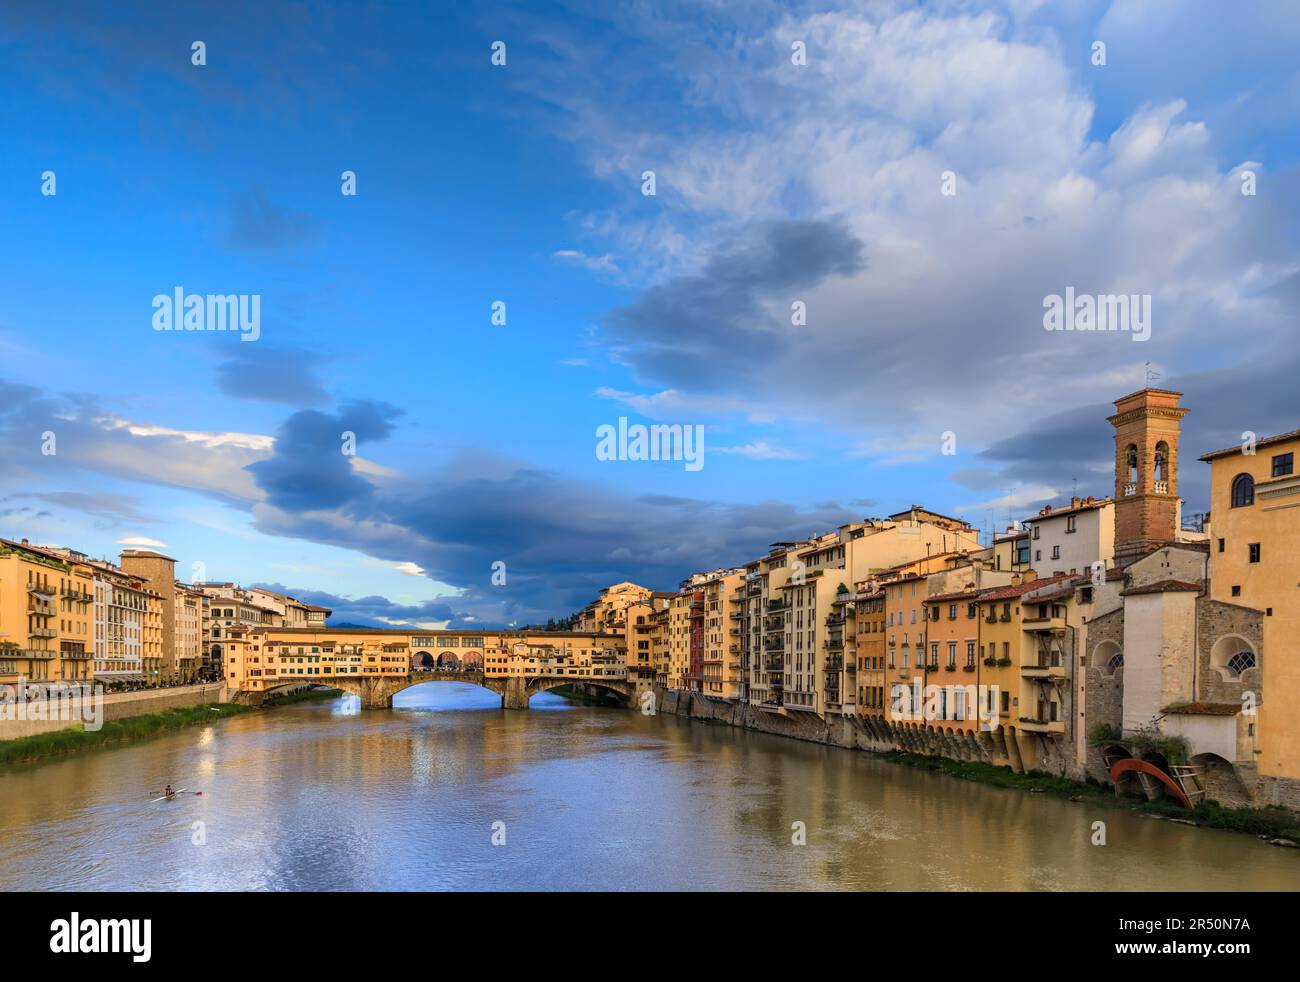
[
  {"x1": 174, "y1": 586, "x2": 205, "y2": 683},
  {"x1": 1025, "y1": 497, "x2": 1115, "y2": 578}
]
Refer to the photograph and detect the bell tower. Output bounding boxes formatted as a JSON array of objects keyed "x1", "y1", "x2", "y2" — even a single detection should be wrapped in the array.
[{"x1": 1107, "y1": 388, "x2": 1188, "y2": 567}]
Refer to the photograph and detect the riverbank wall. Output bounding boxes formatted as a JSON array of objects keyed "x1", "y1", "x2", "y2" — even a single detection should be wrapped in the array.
[
  {"x1": 658, "y1": 687, "x2": 891, "y2": 750},
  {"x1": 0, "y1": 682, "x2": 232, "y2": 740}
]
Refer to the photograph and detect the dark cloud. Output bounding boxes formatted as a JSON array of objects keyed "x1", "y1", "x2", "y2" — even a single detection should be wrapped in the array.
[
  {"x1": 225, "y1": 188, "x2": 322, "y2": 253},
  {"x1": 250, "y1": 463, "x2": 868, "y2": 628},
  {"x1": 215, "y1": 347, "x2": 330, "y2": 406},
  {"x1": 249, "y1": 582, "x2": 464, "y2": 630},
  {"x1": 246, "y1": 400, "x2": 402, "y2": 512},
  {"x1": 601, "y1": 218, "x2": 864, "y2": 386},
  {"x1": 32, "y1": 492, "x2": 158, "y2": 524},
  {"x1": 972, "y1": 347, "x2": 1300, "y2": 515}
]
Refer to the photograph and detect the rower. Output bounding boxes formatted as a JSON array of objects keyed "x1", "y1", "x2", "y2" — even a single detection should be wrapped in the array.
[{"x1": 163, "y1": 784, "x2": 173, "y2": 798}]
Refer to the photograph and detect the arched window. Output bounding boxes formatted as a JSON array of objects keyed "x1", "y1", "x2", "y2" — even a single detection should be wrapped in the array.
[
  {"x1": 1106, "y1": 652, "x2": 1124, "y2": 674},
  {"x1": 1154, "y1": 441, "x2": 1169, "y2": 482},
  {"x1": 1226, "y1": 650, "x2": 1256, "y2": 677},
  {"x1": 1231, "y1": 473, "x2": 1255, "y2": 508},
  {"x1": 1126, "y1": 444, "x2": 1138, "y2": 483}
]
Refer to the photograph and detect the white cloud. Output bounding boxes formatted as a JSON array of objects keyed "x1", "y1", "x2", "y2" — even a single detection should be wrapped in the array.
[
  {"x1": 713, "y1": 441, "x2": 804, "y2": 460},
  {"x1": 117, "y1": 535, "x2": 168, "y2": 548}
]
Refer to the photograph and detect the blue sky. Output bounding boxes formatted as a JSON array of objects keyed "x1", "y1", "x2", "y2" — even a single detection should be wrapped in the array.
[{"x1": 2, "y1": 0, "x2": 1298, "y2": 627}]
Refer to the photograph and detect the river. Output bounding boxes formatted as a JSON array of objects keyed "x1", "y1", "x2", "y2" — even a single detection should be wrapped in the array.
[{"x1": 1, "y1": 683, "x2": 1297, "y2": 891}]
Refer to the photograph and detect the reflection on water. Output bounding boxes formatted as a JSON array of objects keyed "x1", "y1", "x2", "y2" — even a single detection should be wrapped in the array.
[{"x1": 0, "y1": 682, "x2": 1297, "y2": 891}]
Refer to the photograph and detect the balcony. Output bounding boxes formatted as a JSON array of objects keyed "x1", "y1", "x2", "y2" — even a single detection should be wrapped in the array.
[
  {"x1": 27, "y1": 584, "x2": 56, "y2": 599},
  {"x1": 28, "y1": 600, "x2": 56, "y2": 617},
  {"x1": 29, "y1": 627, "x2": 57, "y2": 640},
  {"x1": 1018, "y1": 717, "x2": 1065, "y2": 735},
  {"x1": 20, "y1": 649, "x2": 57, "y2": 660},
  {"x1": 764, "y1": 658, "x2": 784, "y2": 672},
  {"x1": 1154, "y1": 480, "x2": 1169, "y2": 494},
  {"x1": 1022, "y1": 662, "x2": 1066, "y2": 681},
  {"x1": 764, "y1": 639, "x2": 784, "y2": 652},
  {"x1": 1022, "y1": 616, "x2": 1066, "y2": 633},
  {"x1": 824, "y1": 655, "x2": 843, "y2": 672},
  {"x1": 1122, "y1": 482, "x2": 1137, "y2": 496},
  {"x1": 766, "y1": 599, "x2": 788, "y2": 612}
]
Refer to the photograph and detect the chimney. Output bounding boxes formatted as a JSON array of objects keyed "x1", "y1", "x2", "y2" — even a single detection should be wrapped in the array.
[
  {"x1": 1071, "y1": 496, "x2": 1081, "y2": 508},
  {"x1": 1011, "y1": 573, "x2": 1022, "y2": 585},
  {"x1": 20, "y1": 538, "x2": 29, "y2": 545}
]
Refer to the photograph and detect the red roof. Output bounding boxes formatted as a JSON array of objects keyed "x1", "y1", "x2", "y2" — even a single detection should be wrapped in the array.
[{"x1": 1121, "y1": 579, "x2": 1202, "y2": 597}]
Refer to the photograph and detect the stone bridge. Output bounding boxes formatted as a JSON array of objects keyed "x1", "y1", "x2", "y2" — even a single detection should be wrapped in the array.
[{"x1": 263, "y1": 670, "x2": 638, "y2": 710}]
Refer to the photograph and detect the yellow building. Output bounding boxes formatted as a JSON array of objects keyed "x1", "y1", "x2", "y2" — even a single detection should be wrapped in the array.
[
  {"x1": 699, "y1": 570, "x2": 745, "y2": 700},
  {"x1": 575, "y1": 581, "x2": 654, "y2": 633},
  {"x1": 0, "y1": 539, "x2": 94, "y2": 687},
  {"x1": 664, "y1": 585, "x2": 697, "y2": 690},
  {"x1": 853, "y1": 587, "x2": 886, "y2": 716},
  {"x1": 623, "y1": 594, "x2": 671, "y2": 696},
  {"x1": 1201, "y1": 429, "x2": 1300, "y2": 787}
]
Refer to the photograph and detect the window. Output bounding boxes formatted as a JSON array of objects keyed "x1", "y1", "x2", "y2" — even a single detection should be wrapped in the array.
[
  {"x1": 948, "y1": 604, "x2": 957, "y2": 620},
  {"x1": 1218, "y1": 538, "x2": 1225, "y2": 553},
  {"x1": 1226, "y1": 650, "x2": 1256, "y2": 677},
  {"x1": 1249, "y1": 543, "x2": 1261, "y2": 564},
  {"x1": 1273, "y1": 452, "x2": 1294, "y2": 477},
  {"x1": 966, "y1": 641, "x2": 976, "y2": 668},
  {"x1": 1231, "y1": 473, "x2": 1254, "y2": 508},
  {"x1": 1032, "y1": 526, "x2": 1040, "y2": 540},
  {"x1": 1035, "y1": 550, "x2": 1042, "y2": 561},
  {"x1": 947, "y1": 642, "x2": 957, "y2": 668},
  {"x1": 1066, "y1": 515, "x2": 1077, "y2": 533},
  {"x1": 1107, "y1": 651, "x2": 1124, "y2": 674},
  {"x1": 1051, "y1": 545, "x2": 1061, "y2": 560},
  {"x1": 1231, "y1": 585, "x2": 1241, "y2": 597}
]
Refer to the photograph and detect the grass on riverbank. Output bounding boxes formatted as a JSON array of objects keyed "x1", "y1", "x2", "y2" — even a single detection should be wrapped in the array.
[
  {"x1": 0, "y1": 687, "x2": 343, "y2": 768},
  {"x1": 882, "y1": 750, "x2": 1300, "y2": 843}
]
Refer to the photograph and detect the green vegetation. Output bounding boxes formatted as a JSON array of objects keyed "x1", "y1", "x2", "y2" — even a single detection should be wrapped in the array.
[
  {"x1": 880, "y1": 750, "x2": 1300, "y2": 844},
  {"x1": 0, "y1": 686, "x2": 344, "y2": 767},
  {"x1": 1086, "y1": 723, "x2": 1189, "y2": 765},
  {"x1": 262, "y1": 687, "x2": 342, "y2": 707}
]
